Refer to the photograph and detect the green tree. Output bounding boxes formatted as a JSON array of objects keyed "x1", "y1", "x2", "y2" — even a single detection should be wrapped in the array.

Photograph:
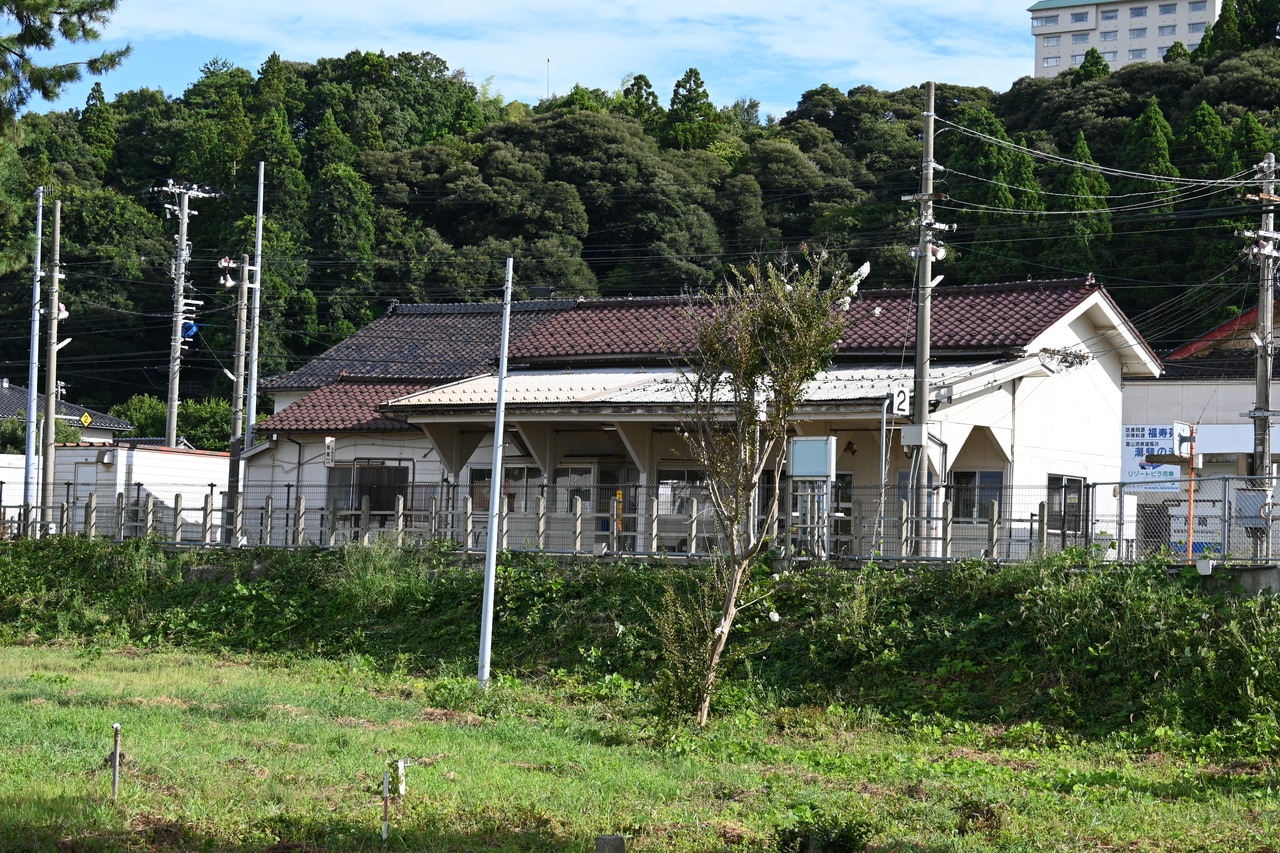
[
  {"x1": 78, "y1": 81, "x2": 114, "y2": 173},
  {"x1": 942, "y1": 105, "x2": 1044, "y2": 281},
  {"x1": 108, "y1": 394, "x2": 165, "y2": 438},
  {"x1": 614, "y1": 73, "x2": 663, "y2": 133},
  {"x1": 0, "y1": 413, "x2": 80, "y2": 453},
  {"x1": 310, "y1": 162, "x2": 376, "y2": 341},
  {"x1": 675, "y1": 248, "x2": 869, "y2": 726},
  {"x1": 1196, "y1": 1, "x2": 1244, "y2": 57},
  {"x1": 665, "y1": 68, "x2": 722, "y2": 150},
  {"x1": 1162, "y1": 41, "x2": 1193, "y2": 63},
  {"x1": 1174, "y1": 101, "x2": 1228, "y2": 178},
  {"x1": 0, "y1": 0, "x2": 129, "y2": 125},
  {"x1": 1041, "y1": 133, "x2": 1112, "y2": 275},
  {"x1": 1071, "y1": 48, "x2": 1111, "y2": 85},
  {"x1": 250, "y1": 105, "x2": 309, "y2": 235},
  {"x1": 1114, "y1": 97, "x2": 1182, "y2": 312},
  {"x1": 108, "y1": 394, "x2": 230, "y2": 450}
]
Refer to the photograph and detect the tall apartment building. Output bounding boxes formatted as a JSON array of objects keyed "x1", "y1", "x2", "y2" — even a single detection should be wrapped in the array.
[{"x1": 1029, "y1": 0, "x2": 1220, "y2": 77}]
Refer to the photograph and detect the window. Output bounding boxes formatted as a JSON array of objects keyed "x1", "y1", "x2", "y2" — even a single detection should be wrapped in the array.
[
  {"x1": 1043, "y1": 34, "x2": 1061, "y2": 45},
  {"x1": 1187, "y1": 20, "x2": 1206, "y2": 32},
  {"x1": 330, "y1": 463, "x2": 410, "y2": 513},
  {"x1": 951, "y1": 471, "x2": 1005, "y2": 521},
  {"x1": 1043, "y1": 56, "x2": 1062, "y2": 67},
  {"x1": 1130, "y1": 27, "x2": 1147, "y2": 38},
  {"x1": 1102, "y1": 50, "x2": 1119, "y2": 60},
  {"x1": 1188, "y1": 0, "x2": 1206, "y2": 9},
  {"x1": 1157, "y1": 45, "x2": 1170, "y2": 56},
  {"x1": 1129, "y1": 47, "x2": 1148, "y2": 58},
  {"x1": 1100, "y1": 8, "x2": 1119, "y2": 19},
  {"x1": 1100, "y1": 29, "x2": 1118, "y2": 40},
  {"x1": 1032, "y1": 14, "x2": 1060, "y2": 26},
  {"x1": 1130, "y1": 5, "x2": 1147, "y2": 16},
  {"x1": 1072, "y1": 33, "x2": 1090, "y2": 43},
  {"x1": 1158, "y1": 24, "x2": 1177, "y2": 35},
  {"x1": 470, "y1": 465, "x2": 543, "y2": 513},
  {"x1": 1072, "y1": 53, "x2": 1087, "y2": 64},
  {"x1": 655, "y1": 468, "x2": 707, "y2": 516},
  {"x1": 1158, "y1": 2, "x2": 1176, "y2": 11},
  {"x1": 548, "y1": 465, "x2": 591, "y2": 513},
  {"x1": 1071, "y1": 11, "x2": 1089, "y2": 22}
]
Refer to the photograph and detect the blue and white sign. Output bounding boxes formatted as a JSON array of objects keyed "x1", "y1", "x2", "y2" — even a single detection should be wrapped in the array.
[{"x1": 1122, "y1": 424, "x2": 1182, "y2": 491}]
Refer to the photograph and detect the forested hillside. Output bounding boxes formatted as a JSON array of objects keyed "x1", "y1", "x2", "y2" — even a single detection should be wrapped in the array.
[{"x1": 3, "y1": 31, "x2": 1280, "y2": 411}]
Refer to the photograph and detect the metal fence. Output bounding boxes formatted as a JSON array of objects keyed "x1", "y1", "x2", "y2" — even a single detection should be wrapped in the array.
[{"x1": 6, "y1": 476, "x2": 1278, "y2": 563}]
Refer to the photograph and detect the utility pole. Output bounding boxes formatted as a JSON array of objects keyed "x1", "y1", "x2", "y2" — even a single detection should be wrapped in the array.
[
  {"x1": 41, "y1": 200, "x2": 66, "y2": 531},
  {"x1": 223, "y1": 254, "x2": 250, "y2": 534},
  {"x1": 1245, "y1": 152, "x2": 1279, "y2": 557},
  {"x1": 155, "y1": 181, "x2": 218, "y2": 447},
  {"x1": 903, "y1": 82, "x2": 951, "y2": 557},
  {"x1": 24, "y1": 188, "x2": 44, "y2": 523}
]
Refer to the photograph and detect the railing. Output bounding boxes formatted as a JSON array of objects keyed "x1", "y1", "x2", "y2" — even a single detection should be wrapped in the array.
[{"x1": 4, "y1": 476, "x2": 1277, "y2": 563}]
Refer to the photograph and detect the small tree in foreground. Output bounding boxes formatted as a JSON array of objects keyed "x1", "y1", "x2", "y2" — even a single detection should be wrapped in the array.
[{"x1": 676, "y1": 248, "x2": 870, "y2": 725}]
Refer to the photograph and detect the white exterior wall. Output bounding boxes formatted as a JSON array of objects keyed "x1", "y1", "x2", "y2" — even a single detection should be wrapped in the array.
[
  {"x1": 243, "y1": 432, "x2": 442, "y2": 500},
  {"x1": 52, "y1": 444, "x2": 229, "y2": 507}
]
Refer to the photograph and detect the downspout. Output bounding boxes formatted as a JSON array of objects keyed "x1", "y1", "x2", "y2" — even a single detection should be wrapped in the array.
[
  {"x1": 876, "y1": 396, "x2": 890, "y2": 555},
  {"x1": 287, "y1": 436, "x2": 305, "y2": 494}
]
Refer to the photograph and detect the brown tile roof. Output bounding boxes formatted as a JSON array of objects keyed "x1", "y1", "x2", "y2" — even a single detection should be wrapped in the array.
[
  {"x1": 846, "y1": 279, "x2": 1100, "y2": 352},
  {"x1": 508, "y1": 279, "x2": 1103, "y2": 363},
  {"x1": 258, "y1": 380, "x2": 432, "y2": 432},
  {"x1": 262, "y1": 300, "x2": 574, "y2": 391}
]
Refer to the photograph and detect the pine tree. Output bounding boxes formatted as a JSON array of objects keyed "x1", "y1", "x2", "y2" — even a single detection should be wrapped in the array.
[
  {"x1": 78, "y1": 81, "x2": 116, "y2": 174},
  {"x1": 665, "y1": 68, "x2": 722, "y2": 150},
  {"x1": 1174, "y1": 101, "x2": 1228, "y2": 179},
  {"x1": 1071, "y1": 48, "x2": 1111, "y2": 85},
  {"x1": 1113, "y1": 98, "x2": 1182, "y2": 311},
  {"x1": 1042, "y1": 133, "x2": 1112, "y2": 276}
]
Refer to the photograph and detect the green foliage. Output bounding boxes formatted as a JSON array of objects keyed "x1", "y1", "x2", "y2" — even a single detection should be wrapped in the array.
[
  {"x1": 0, "y1": 0, "x2": 130, "y2": 125},
  {"x1": 6, "y1": 41, "x2": 1280, "y2": 406},
  {"x1": 2, "y1": 539, "x2": 1280, "y2": 757},
  {"x1": 773, "y1": 802, "x2": 876, "y2": 853},
  {"x1": 1071, "y1": 48, "x2": 1111, "y2": 85},
  {"x1": 0, "y1": 412, "x2": 81, "y2": 453},
  {"x1": 108, "y1": 394, "x2": 230, "y2": 449}
]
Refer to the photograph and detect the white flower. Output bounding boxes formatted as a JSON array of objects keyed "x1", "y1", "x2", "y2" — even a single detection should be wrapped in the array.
[
  {"x1": 847, "y1": 281, "x2": 859, "y2": 297},
  {"x1": 835, "y1": 296, "x2": 852, "y2": 312},
  {"x1": 872, "y1": 306, "x2": 882, "y2": 317},
  {"x1": 768, "y1": 611, "x2": 781, "y2": 623}
]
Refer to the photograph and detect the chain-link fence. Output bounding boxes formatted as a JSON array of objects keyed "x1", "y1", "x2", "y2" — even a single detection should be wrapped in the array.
[{"x1": 6, "y1": 476, "x2": 1278, "y2": 563}]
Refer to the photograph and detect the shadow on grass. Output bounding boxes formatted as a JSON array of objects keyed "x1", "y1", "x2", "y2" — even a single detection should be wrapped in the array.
[
  {"x1": 0, "y1": 793, "x2": 591, "y2": 852},
  {"x1": 1042, "y1": 764, "x2": 1280, "y2": 801}
]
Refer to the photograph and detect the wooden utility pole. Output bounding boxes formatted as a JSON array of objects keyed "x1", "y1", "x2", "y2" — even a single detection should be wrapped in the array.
[{"x1": 904, "y1": 82, "x2": 950, "y2": 557}]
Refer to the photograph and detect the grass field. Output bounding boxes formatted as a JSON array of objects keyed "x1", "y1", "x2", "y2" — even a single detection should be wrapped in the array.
[{"x1": 2, "y1": 645, "x2": 1277, "y2": 853}]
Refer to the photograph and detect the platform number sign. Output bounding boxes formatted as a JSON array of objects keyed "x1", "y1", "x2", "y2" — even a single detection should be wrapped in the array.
[{"x1": 890, "y1": 384, "x2": 911, "y2": 417}]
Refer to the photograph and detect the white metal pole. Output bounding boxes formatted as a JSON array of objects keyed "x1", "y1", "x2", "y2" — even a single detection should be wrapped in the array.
[
  {"x1": 245, "y1": 162, "x2": 265, "y2": 447},
  {"x1": 24, "y1": 187, "x2": 43, "y2": 513},
  {"x1": 478, "y1": 257, "x2": 514, "y2": 689}
]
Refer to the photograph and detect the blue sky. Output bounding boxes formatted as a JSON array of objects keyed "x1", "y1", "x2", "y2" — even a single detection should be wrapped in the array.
[{"x1": 39, "y1": 0, "x2": 1034, "y2": 120}]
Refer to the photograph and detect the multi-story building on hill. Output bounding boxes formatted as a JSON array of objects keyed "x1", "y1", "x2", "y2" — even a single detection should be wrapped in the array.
[{"x1": 1029, "y1": 0, "x2": 1219, "y2": 77}]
